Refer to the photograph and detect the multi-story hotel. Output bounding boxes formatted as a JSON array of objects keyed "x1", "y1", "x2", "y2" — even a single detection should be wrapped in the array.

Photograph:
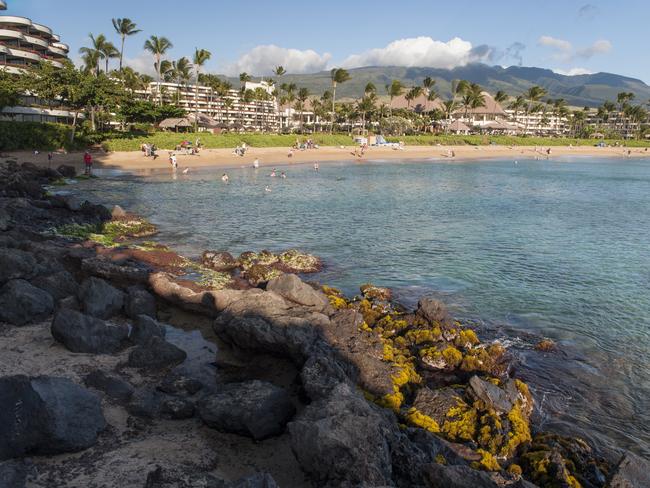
[
  {"x1": 143, "y1": 80, "x2": 281, "y2": 132},
  {"x1": 0, "y1": 0, "x2": 77, "y2": 123}
]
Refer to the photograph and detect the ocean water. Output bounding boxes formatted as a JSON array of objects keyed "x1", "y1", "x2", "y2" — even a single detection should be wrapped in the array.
[{"x1": 76, "y1": 157, "x2": 650, "y2": 457}]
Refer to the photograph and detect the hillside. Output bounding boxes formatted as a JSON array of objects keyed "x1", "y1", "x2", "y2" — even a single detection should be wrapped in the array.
[{"x1": 235, "y1": 64, "x2": 650, "y2": 107}]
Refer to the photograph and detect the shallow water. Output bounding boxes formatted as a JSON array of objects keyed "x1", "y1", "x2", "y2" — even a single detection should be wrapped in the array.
[{"x1": 77, "y1": 157, "x2": 650, "y2": 457}]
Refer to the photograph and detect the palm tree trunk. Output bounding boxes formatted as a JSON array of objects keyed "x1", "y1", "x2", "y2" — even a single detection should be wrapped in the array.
[
  {"x1": 119, "y1": 35, "x2": 125, "y2": 71},
  {"x1": 330, "y1": 83, "x2": 336, "y2": 134}
]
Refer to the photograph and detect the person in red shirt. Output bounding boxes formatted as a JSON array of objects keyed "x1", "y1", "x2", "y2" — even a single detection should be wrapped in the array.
[{"x1": 83, "y1": 151, "x2": 93, "y2": 175}]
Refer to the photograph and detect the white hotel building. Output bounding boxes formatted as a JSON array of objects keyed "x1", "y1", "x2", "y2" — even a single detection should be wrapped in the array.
[{"x1": 0, "y1": 0, "x2": 78, "y2": 123}]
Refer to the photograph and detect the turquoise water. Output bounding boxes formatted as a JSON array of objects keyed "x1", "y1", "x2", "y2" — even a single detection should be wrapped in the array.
[{"x1": 78, "y1": 157, "x2": 650, "y2": 457}]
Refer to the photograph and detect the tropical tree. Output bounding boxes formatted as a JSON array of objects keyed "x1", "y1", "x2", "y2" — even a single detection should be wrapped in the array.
[
  {"x1": 494, "y1": 90, "x2": 508, "y2": 106},
  {"x1": 405, "y1": 86, "x2": 423, "y2": 109},
  {"x1": 79, "y1": 34, "x2": 109, "y2": 75},
  {"x1": 422, "y1": 76, "x2": 436, "y2": 112},
  {"x1": 442, "y1": 100, "x2": 458, "y2": 133},
  {"x1": 451, "y1": 79, "x2": 469, "y2": 105},
  {"x1": 111, "y1": 18, "x2": 141, "y2": 71},
  {"x1": 329, "y1": 68, "x2": 350, "y2": 133},
  {"x1": 192, "y1": 48, "x2": 211, "y2": 129},
  {"x1": 386, "y1": 80, "x2": 404, "y2": 116},
  {"x1": 295, "y1": 87, "x2": 310, "y2": 132},
  {"x1": 143, "y1": 35, "x2": 173, "y2": 104},
  {"x1": 100, "y1": 41, "x2": 119, "y2": 73},
  {"x1": 357, "y1": 93, "x2": 376, "y2": 135},
  {"x1": 524, "y1": 85, "x2": 547, "y2": 134}
]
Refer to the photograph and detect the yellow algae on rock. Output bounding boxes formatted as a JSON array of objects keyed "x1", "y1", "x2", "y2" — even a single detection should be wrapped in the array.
[{"x1": 406, "y1": 407, "x2": 441, "y2": 433}]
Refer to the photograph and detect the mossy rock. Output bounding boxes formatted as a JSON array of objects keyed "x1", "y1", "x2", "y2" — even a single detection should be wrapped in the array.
[
  {"x1": 360, "y1": 283, "x2": 392, "y2": 302},
  {"x1": 243, "y1": 264, "x2": 282, "y2": 286},
  {"x1": 277, "y1": 249, "x2": 321, "y2": 273}
]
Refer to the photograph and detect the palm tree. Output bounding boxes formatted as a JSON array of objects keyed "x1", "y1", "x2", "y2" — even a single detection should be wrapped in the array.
[
  {"x1": 451, "y1": 79, "x2": 469, "y2": 105},
  {"x1": 100, "y1": 41, "x2": 119, "y2": 73},
  {"x1": 223, "y1": 97, "x2": 234, "y2": 127},
  {"x1": 79, "y1": 49, "x2": 101, "y2": 76},
  {"x1": 273, "y1": 66, "x2": 286, "y2": 124},
  {"x1": 509, "y1": 95, "x2": 526, "y2": 123},
  {"x1": 494, "y1": 90, "x2": 508, "y2": 107},
  {"x1": 239, "y1": 72, "x2": 252, "y2": 90},
  {"x1": 79, "y1": 33, "x2": 109, "y2": 75},
  {"x1": 386, "y1": 80, "x2": 404, "y2": 116},
  {"x1": 442, "y1": 100, "x2": 458, "y2": 133},
  {"x1": 524, "y1": 85, "x2": 547, "y2": 134},
  {"x1": 422, "y1": 76, "x2": 436, "y2": 112},
  {"x1": 143, "y1": 35, "x2": 173, "y2": 104},
  {"x1": 111, "y1": 18, "x2": 141, "y2": 71},
  {"x1": 329, "y1": 68, "x2": 351, "y2": 133},
  {"x1": 192, "y1": 48, "x2": 211, "y2": 130},
  {"x1": 296, "y1": 87, "x2": 309, "y2": 132},
  {"x1": 357, "y1": 93, "x2": 376, "y2": 136},
  {"x1": 364, "y1": 82, "x2": 376, "y2": 96},
  {"x1": 405, "y1": 86, "x2": 423, "y2": 109}
]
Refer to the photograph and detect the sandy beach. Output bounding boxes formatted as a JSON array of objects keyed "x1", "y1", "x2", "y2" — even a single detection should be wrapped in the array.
[{"x1": 7, "y1": 144, "x2": 650, "y2": 173}]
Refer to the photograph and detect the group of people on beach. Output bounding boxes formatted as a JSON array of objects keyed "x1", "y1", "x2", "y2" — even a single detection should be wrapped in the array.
[
  {"x1": 293, "y1": 138, "x2": 319, "y2": 150},
  {"x1": 140, "y1": 143, "x2": 159, "y2": 160},
  {"x1": 174, "y1": 139, "x2": 201, "y2": 155},
  {"x1": 233, "y1": 143, "x2": 248, "y2": 157}
]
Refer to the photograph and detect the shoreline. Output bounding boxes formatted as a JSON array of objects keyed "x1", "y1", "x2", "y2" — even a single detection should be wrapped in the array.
[{"x1": 6, "y1": 143, "x2": 650, "y2": 173}]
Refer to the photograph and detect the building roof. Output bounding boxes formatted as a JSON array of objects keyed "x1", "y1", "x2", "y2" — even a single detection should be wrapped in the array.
[
  {"x1": 390, "y1": 92, "x2": 444, "y2": 112},
  {"x1": 454, "y1": 92, "x2": 506, "y2": 116},
  {"x1": 482, "y1": 120, "x2": 519, "y2": 131},
  {"x1": 158, "y1": 118, "x2": 192, "y2": 129},
  {"x1": 449, "y1": 120, "x2": 471, "y2": 132}
]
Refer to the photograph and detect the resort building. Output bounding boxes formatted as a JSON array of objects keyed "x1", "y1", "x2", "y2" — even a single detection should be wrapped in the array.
[
  {"x1": 505, "y1": 110, "x2": 569, "y2": 136},
  {"x1": 0, "y1": 0, "x2": 77, "y2": 123},
  {"x1": 452, "y1": 92, "x2": 508, "y2": 128},
  {"x1": 390, "y1": 92, "x2": 444, "y2": 113},
  {"x1": 140, "y1": 80, "x2": 280, "y2": 132}
]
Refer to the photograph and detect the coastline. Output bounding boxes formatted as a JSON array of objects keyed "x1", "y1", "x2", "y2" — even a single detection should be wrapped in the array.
[
  {"x1": 0, "y1": 158, "x2": 648, "y2": 487},
  {"x1": 7, "y1": 143, "x2": 650, "y2": 173}
]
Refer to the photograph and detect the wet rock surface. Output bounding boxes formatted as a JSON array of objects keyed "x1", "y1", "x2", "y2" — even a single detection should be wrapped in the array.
[
  {"x1": 199, "y1": 380, "x2": 295, "y2": 440},
  {"x1": 51, "y1": 308, "x2": 129, "y2": 354},
  {"x1": 78, "y1": 276, "x2": 125, "y2": 319}
]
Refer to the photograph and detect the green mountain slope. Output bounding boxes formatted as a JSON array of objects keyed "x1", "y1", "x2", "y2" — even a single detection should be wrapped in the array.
[{"x1": 239, "y1": 64, "x2": 650, "y2": 107}]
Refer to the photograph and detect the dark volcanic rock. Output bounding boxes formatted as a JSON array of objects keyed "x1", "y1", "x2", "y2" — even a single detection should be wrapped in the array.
[
  {"x1": 129, "y1": 314, "x2": 166, "y2": 345},
  {"x1": 0, "y1": 375, "x2": 105, "y2": 460},
  {"x1": 31, "y1": 270, "x2": 79, "y2": 300},
  {"x1": 0, "y1": 207, "x2": 11, "y2": 232},
  {"x1": 84, "y1": 370, "x2": 134, "y2": 403},
  {"x1": 127, "y1": 336, "x2": 187, "y2": 370},
  {"x1": 126, "y1": 387, "x2": 164, "y2": 418},
  {"x1": 124, "y1": 285, "x2": 157, "y2": 319},
  {"x1": 423, "y1": 463, "x2": 537, "y2": 487},
  {"x1": 201, "y1": 250, "x2": 239, "y2": 271},
  {"x1": 198, "y1": 380, "x2": 295, "y2": 440},
  {"x1": 0, "y1": 459, "x2": 27, "y2": 488},
  {"x1": 157, "y1": 373, "x2": 203, "y2": 396},
  {"x1": 413, "y1": 386, "x2": 465, "y2": 426},
  {"x1": 81, "y1": 256, "x2": 152, "y2": 285},
  {"x1": 56, "y1": 164, "x2": 76, "y2": 177},
  {"x1": 468, "y1": 375, "x2": 515, "y2": 413},
  {"x1": 0, "y1": 248, "x2": 36, "y2": 284},
  {"x1": 0, "y1": 279, "x2": 54, "y2": 325},
  {"x1": 78, "y1": 277, "x2": 125, "y2": 319},
  {"x1": 51, "y1": 308, "x2": 129, "y2": 354},
  {"x1": 417, "y1": 297, "x2": 451, "y2": 325},
  {"x1": 608, "y1": 452, "x2": 650, "y2": 488},
  {"x1": 266, "y1": 273, "x2": 328, "y2": 310},
  {"x1": 288, "y1": 383, "x2": 395, "y2": 487}
]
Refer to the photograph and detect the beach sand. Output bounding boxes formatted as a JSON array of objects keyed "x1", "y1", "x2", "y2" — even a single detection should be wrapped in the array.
[{"x1": 6, "y1": 144, "x2": 650, "y2": 173}]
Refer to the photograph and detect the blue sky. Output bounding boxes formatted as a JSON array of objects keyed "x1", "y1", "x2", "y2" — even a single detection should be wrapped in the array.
[{"x1": 6, "y1": 0, "x2": 650, "y2": 82}]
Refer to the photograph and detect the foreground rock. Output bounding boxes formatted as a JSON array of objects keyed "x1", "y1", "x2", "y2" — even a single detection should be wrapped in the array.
[
  {"x1": 78, "y1": 277, "x2": 125, "y2": 319},
  {"x1": 129, "y1": 314, "x2": 166, "y2": 345},
  {"x1": 0, "y1": 279, "x2": 54, "y2": 325},
  {"x1": 127, "y1": 336, "x2": 187, "y2": 370},
  {"x1": 0, "y1": 375, "x2": 105, "y2": 460},
  {"x1": 199, "y1": 380, "x2": 295, "y2": 440},
  {"x1": 84, "y1": 370, "x2": 134, "y2": 403},
  {"x1": 266, "y1": 273, "x2": 329, "y2": 310},
  {"x1": 51, "y1": 308, "x2": 129, "y2": 354},
  {"x1": 124, "y1": 285, "x2": 157, "y2": 319},
  {"x1": 607, "y1": 452, "x2": 650, "y2": 488},
  {"x1": 0, "y1": 248, "x2": 36, "y2": 284}
]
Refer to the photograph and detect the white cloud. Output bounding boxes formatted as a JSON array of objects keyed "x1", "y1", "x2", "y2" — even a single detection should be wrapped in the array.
[
  {"x1": 340, "y1": 36, "x2": 490, "y2": 70},
  {"x1": 538, "y1": 36, "x2": 572, "y2": 53},
  {"x1": 124, "y1": 51, "x2": 158, "y2": 76},
  {"x1": 553, "y1": 67, "x2": 594, "y2": 76},
  {"x1": 223, "y1": 45, "x2": 331, "y2": 76},
  {"x1": 576, "y1": 40, "x2": 612, "y2": 59},
  {"x1": 538, "y1": 36, "x2": 611, "y2": 62}
]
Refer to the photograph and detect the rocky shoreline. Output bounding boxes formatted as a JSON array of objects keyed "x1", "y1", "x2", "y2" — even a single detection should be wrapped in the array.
[{"x1": 0, "y1": 158, "x2": 647, "y2": 488}]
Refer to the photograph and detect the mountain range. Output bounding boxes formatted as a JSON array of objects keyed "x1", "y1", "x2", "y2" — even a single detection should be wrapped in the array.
[{"x1": 245, "y1": 64, "x2": 650, "y2": 108}]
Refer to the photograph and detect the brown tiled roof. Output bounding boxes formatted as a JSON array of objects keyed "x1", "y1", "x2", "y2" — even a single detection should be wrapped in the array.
[
  {"x1": 390, "y1": 93, "x2": 444, "y2": 112},
  {"x1": 453, "y1": 92, "x2": 506, "y2": 115}
]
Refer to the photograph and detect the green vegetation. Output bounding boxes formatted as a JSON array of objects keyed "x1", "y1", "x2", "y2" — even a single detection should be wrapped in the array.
[
  {"x1": 0, "y1": 121, "x2": 77, "y2": 151},
  {"x1": 55, "y1": 217, "x2": 157, "y2": 247}
]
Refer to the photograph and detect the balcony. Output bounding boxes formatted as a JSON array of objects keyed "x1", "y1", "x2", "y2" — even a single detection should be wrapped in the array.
[
  {"x1": 0, "y1": 28, "x2": 23, "y2": 41},
  {"x1": 0, "y1": 16, "x2": 32, "y2": 27},
  {"x1": 30, "y1": 23, "x2": 52, "y2": 37},
  {"x1": 23, "y1": 34, "x2": 49, "y2": 48}
]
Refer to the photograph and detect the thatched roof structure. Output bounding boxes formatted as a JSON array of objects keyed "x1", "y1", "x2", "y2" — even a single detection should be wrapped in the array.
[
  {"x1": 449, "y1": 120, "x2": 471, "y2": 132},
  {"x1": 158, "y1": 118, "x2": 192, "y2": 129}
]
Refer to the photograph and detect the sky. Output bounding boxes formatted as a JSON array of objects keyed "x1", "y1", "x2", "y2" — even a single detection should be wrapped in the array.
[{"x1": 6, "y1": 0, "x2": 650, "y2": 82}]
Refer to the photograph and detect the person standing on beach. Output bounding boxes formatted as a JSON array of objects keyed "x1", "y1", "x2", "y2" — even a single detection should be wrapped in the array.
[
  {"x1": 47, "y1": 152, "x2": 53, "y2": 169},
  {"x1": 83, "y1": 151, "x2": 93, "y2": 175},
  {"x1": 253, "y1": 158, "x2": 260, "y2": 169},
  {"x1": 314, "y1": 162, "x2": 319, "y2": 172},
  {"x1": 221, "y1": 173, "x2": 229, "y2": 183}
]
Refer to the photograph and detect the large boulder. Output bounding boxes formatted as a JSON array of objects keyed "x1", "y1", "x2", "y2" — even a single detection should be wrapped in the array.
[
  {"x1": 78, "y1": 277, "x2": 125, "y2": 319},
  {"x1": 266, "y1": 273, "x2": 329, "y2": 310},
  {"x1": 0, "y1": 248, "x2": 36, "y2": 285},
  {"x1": 0, "y1": 459, "x2": 27, "y2": 488},
  {"x1": 56, "y1": 164, "x2": 76, "y2": 177},
  {"x1": 129, "y1": 314, "x2": 166, "y2": 345},
  {"x1": 126, "y1": 336, "x2": 187, "y2": 370},
  {"x1": 31, "y1": 270, "x2": 79, "y2": 301},
  {"x1": 201, "y1": 250, "x2": 239, "y2": 271},
  {"x1": 83, "y1": 370, "x2": 134, "y2": 403},
  {"x1": 608, "y1": 452, "x2": 650, "y2": 488},
  {"x1": 198, "y1": 380, "x2": 295, "y2": 440},
  {"x1": 124, "y1": 285, "x2": 157, "y2": 319},
  {"x1": 51, "y1": 308, "x2": 129, "y2": 354},
  {"x1": 287, "y1": 383, "x2": 395, "y2": 486},
  {"x1": 423, "y1": 463, "x2": 537, "y2": 488},
  {"x1": 0, "y1": 279, "x2": 54, "y2": 325},
  {"x1": 0, "y1": 375, "x2": 105, "y2": 460}
]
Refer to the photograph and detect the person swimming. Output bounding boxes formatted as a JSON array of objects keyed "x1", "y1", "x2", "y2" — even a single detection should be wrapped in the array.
[
  {"x1": 270, "y1": 168, "x2": 277, "y2": 177},
  {"x1": 280, "y1": 171, "x2": 286, "y2": 179},
  {"x1": 221, "y1": 173, "x2": 229, "y2": 182},
  {"x1": 314, "y1": 162, "x2": 319, "y2": 172}
]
